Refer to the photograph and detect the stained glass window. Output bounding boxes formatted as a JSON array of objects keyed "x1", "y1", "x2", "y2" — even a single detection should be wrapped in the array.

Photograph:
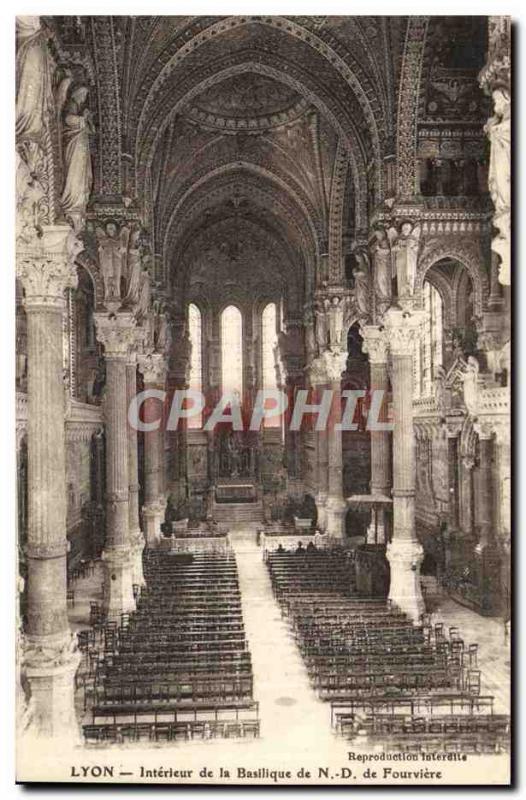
[
  {"x1": 261, "y1": 303, "x2": 280, "y2": 428},
  {"x1": 188, "y1": 303, "x2": 202, "y2": 428},
  {"x1": 221, "y1": 305, "x2": 243, "y2": 401}
]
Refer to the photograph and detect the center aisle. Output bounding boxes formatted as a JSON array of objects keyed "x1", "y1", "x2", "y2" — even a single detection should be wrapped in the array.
[{"x1": 230, "y1": 528, "x2": 344, "y2": 762}]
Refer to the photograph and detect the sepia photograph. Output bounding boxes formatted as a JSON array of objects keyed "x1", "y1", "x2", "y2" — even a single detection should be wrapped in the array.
[{"x1": 12, "y1": 9, "x2": 512, "y2": 786}]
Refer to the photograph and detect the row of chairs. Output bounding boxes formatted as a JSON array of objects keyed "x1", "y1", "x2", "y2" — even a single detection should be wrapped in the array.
[
  {"x1": 82, "y1": 545, "x2": 258, "y2": 744},
  {"x1": 266, "y1": 549, "x2": 510, "y2": 755}
]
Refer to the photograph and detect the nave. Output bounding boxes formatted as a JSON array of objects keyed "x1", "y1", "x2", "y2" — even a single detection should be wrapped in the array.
[
  {"x1": 14, "y1": 19, "x2": 511, "y2": 778},
  {"x1": 69, "y1": 528, "x2": 510, "y2": 757}
]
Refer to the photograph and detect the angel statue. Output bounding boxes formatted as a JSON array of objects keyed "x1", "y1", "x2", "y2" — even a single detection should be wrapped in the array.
[
  {"x1": 136, "y1": 268, "x2": 152, "y2": 321},
  {"x1": 462, "y1": 356, "x2": 480, "y2": 416},
  {"x1": 60, "y1": 84, "x2": 95, "y2": 233},
  {"x1": 485, "y1": 88, "x2": 511, "y2": 216},
  {"x1": 372, "y1": 228, "x2": 392, "y2": 313},
  {"x1": 352, "y1": 254, "x2": 370, "y2": 318},
  {"x1": 124, "y1": 229, "x2": 142, "y2": 305},
  {"x1": 16, "y1": 17, "x2": 53, "y2": 171},
  {"x1": 327, "y1": 296, "x2": 348, "y2": 349},
  {"x1": 96, "y1": 222, "x2": 130, "y2": 309},
  {"x1": 156, "y1": 310, "x2": 172, "y2": 355},
  {"x1": 314, "y1": 301, "x2": 328, "y2": 352}
]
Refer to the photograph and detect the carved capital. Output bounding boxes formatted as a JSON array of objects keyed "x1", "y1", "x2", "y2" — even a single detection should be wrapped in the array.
[
  {"x1": 386, "y1": 538, "x2": 424, "y2": 566},
  {"x1": 383, "y1": 308, "x2": 425, "y2": 357},
  {"x1": 474, "y1": 420, "x2": 494, "y2": 441},
  {"x1": 138, "y1": 351, "x2": 167, "y2": 386},
  {"x1": 17, "y1": 226, "x2": 82, "y2": 308},
  {"x1": 94, "y1": 311, "x2": 137, "y2": 358},
  {"x1": 443, "y1": 417, "x2": 464, "y2": 439},
  {"x1": 361, "y1": 324, "x2": 389, "y2": 364},
  {"x1": 309, "y1": 347, "x2": 347, "y2": 385}
]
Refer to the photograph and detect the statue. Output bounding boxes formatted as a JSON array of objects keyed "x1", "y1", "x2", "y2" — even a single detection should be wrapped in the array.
[
  {"x1": 136, "y1": 268, "x2": 151, "y2": 320},
  {"x1": 125, "y1": 229, "x2": 142, "y2": 305},
  {"x1": 60, "y1": 85, "x2": 94, "y2": 233},
  {"x1": 328, "y1": 296, "x2": 347, "y2": 348},
  {"x1": 462, "y1": 356, "x2": 480, "y2": 416},
  {"x1": 395, "y1": 223, "x2": 421, "y2": 299},
  {"x1": 156, "y1": 310, "x2": 172, "y2": 354},
  {"x1": 485, "y1": 88, "x2": 511, "y2": 285},
  {"x1": 16, "y1": 17, "x2": 53, "y2": 169},
  {"x1": 485, "y1": 89, "x2": 511, "y2": 214},
  {"x1": 96, "y1": 222, "x2": 129, "y2": 308},
  {"x1": 435, "y1": 365, "x2": 448, "y2": 415},
  {"x1": 314, "y1": 301, "x2": 328, "y2": 352},
  {"x1": 372, "y1": 229, "x2": 392, "y2": 315},
  {"x1": 352, "y1": 256, "x2": 370, "y2": 317}
]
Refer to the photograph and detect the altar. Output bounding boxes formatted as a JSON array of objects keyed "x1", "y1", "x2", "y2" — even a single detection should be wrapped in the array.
[{"x1": 215, "y1": 479, "x2": 258, "y2": 504}]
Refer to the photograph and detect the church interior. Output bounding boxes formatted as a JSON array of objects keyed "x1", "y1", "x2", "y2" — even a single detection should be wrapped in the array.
[{"x1": 16, "y1": 16, "x2": 511, "y2": 756}]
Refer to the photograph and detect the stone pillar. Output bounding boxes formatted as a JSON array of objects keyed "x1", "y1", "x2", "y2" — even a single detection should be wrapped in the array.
[
  {"x1": 473, "y1": 421, "x2": 501, "y2": 614},
  {"x1": 445, "y1": 421, "x2": 462, "y2": 531},
  {"x1": 126, "y1": 351, "x2": 145, "y2": 587},
  {"x1": 461, "y1": 454, "x2": 476, "y2": 537},
  {"x1": 474, "y1": 423, "x2": 495, "y2": 551},
  {"x1": 362, "y1": 325, "x2": 391, "y2": 544},
  {"x1": 138, "y1": 352, "x2": 167, "y2": 546},
  {"x1": 17, "y1": 226, "x2": 82, "y2": 739},
  {"x1": 384, "y1": 308, "x2": 425, "y2": 622},
  {"x1": 314, "y1": 349, "x2": 348, "y2": 539},
  {"x1": 326, "y1": 377, "x2": 347, "y2": 540},
  {"x1": 94, "y1": 311, "x2": 137, "y2": 619},
  {"x1": 308, "y1": 369, "x2": 329, "y2": 531}
]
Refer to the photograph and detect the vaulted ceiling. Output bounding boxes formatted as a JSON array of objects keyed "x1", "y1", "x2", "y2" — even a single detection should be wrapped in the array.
[{"x1": 48, "y1": 15, "x2": 489, "y2": 311}]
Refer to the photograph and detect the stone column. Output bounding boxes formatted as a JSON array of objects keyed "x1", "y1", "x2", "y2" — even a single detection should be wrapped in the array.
[
  {"x1": 17, "y1": 225, "x2": 82, "y2": 739},
  {"x1": 384, "y1": 308, "x2": 425, "y2": 622},
  {"x1": 317, "y1": 349, "x2": 348, "y2": 539},
  {"x1": 473, "y1": 421, "x2": 501, "y2": 613},
  {"x1": 460, "y1": 454, "x2": 476, "y2": 537},
  {"x1": 126, "y1": 349, "x2": 145, "y2": 587},
  {"x1": 138, "y1": 352, "x2": 167, "y2": 546},
  {"x1": 474, "y1": 423, "x2": 495, "y2": 551},
  {"x1": 94, "y1": 311, "x2": 137, "y2": 619},
  {"x1": 445, "y1": 421, "x2": 463, "y2": 532},
  {"x1": 362, "y1": 325, "x2": 391, "y2": 543},
  {"x1": 308, "y1": 369, "x2": 329, "y2": 531}
]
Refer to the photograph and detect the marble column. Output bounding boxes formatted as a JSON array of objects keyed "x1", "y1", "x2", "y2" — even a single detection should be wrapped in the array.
[
  {"x1": 362, "y1": 325, "x2": 391, "y2": 544},
  {"x1": 126, "y1": 349, "x2": 145, "y2": 587},
  {"x1": 138, "y1": 352, "x2": 167, "y2": 546},
  {"x1": 384, "y1": 308, "x2": 425, "y2": 622},
  {"x1": 17, "y1": 225, "x2": 82, "y2": 739},
  {"x1": 94, "y1": 311, "x2": 137, "y2": 619}
]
